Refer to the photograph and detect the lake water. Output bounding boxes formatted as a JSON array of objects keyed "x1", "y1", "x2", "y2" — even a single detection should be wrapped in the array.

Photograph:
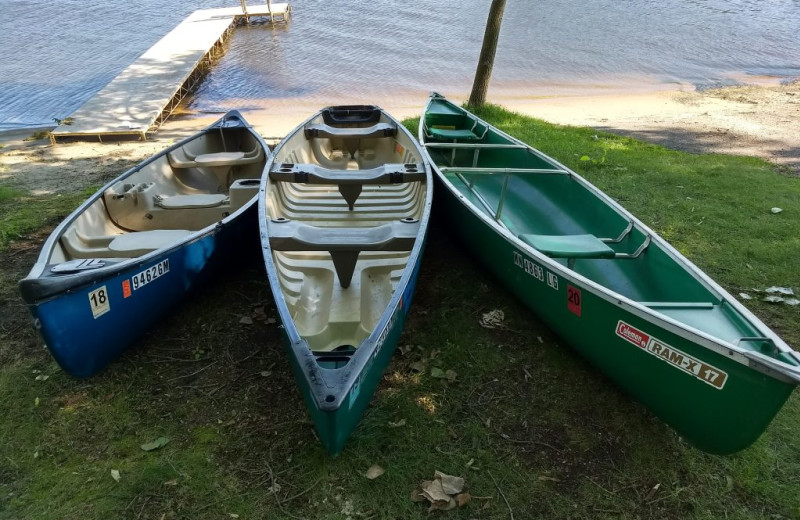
[{"x1": 1, "y1": 0, "x2": 799, "y2": 130}]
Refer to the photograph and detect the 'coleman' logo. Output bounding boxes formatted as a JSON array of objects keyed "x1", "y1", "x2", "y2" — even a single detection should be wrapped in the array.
[{"x1": 616, "y1": 321, "x2": 649, "y2": 349}]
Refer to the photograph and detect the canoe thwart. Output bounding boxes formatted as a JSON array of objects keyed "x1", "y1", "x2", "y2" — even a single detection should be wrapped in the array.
[
  {"x1": 442, "y1": 166, "x2": 568, "y2": 175},
  {"x1": 268, "y1": 218, "x2": 420, "y2": 288},
  {"x1": 303, "y1": 122, "x2": 398, "y2": 140},
  {"x1": 269, "y1": 162, "x2": 426, "y2": 210},
  {"x1": 423, "y1": 142, "x2": 527, "y2": 150},
  {"x1": 641, "y1": 301, "x2": 716, "y2": 309}
]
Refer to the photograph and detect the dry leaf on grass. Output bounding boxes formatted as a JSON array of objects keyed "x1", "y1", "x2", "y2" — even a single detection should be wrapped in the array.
[
  {"x1": 110, "y1": 469, "x2": 121, "y2": 482},
  {"x1": 365, "y1": 465, "x2": 385, "y2": 480},
  {"x1": 435, "y1": 471, "x2": 465, "y2": 495},
  {"x1": 479, "y1": 309, "x2": 506, "y2": 329},
  {"x1": 413, "y1": 471, "x2": 469, "y2": 511}
]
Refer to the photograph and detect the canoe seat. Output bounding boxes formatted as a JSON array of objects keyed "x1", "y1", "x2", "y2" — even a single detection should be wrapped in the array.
[
  {"x1": 427, "y1": 127, "x2": 480, "y2": 141},
  {"x1": 108, "y1": 229, "x2": 192, "y2": 257},
  {"x1": 304, "y1": 123, "x2": 398, "y2": 140},
  {"x1": 155, "y1": 194, "x2": 228, "y2": 209},
  {"x1": 269, "y1": 162, "x2": 426, "y2": 210},
  {"x1": 519, "y1": 234, "x2": 616, "y2": 259},
  {"x1": 168, "y1": 145, "x2": 264, "y2": 169},
  {"x1": 269, "y1": 218, "x2": 419, "y2": 288}
]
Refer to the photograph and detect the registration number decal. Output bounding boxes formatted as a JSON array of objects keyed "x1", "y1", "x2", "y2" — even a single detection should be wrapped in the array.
[
  {"x1": 88, "y1": 286, "x2": 110, "y2": 319},
  {"x1": 132, "y1": 259, "x2": 170, "y2": 291},
  {"x1": 616, "y1": 321, "x2": 728, "y2": 389}
]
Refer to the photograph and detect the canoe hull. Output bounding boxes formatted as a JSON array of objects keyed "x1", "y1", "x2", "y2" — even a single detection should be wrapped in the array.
[
  {"x1": 436, "y1": 164, "x2": 794, "y2": 454},
  {"x1": 20, "y1": 110, "x2": 267, "y2": 377},
  {"x1": 282, "y1": 253, "x2": 423, "y2": 454},
  {"x1": 25, "y1": 207, "x2": 258, "y2": 377},
  {"x1": 259, "y1": 105, "x2": 432, "y2": 454}
]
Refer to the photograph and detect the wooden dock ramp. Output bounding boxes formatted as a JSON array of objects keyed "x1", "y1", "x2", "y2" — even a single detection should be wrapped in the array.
[{"x1": 51, "y1": 4, "x2": 291, "y2": 143}]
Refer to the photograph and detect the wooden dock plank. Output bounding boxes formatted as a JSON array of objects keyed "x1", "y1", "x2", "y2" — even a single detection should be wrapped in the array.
[{"x1": 51, "y1": 4, "x2": 290, "y2": 142}]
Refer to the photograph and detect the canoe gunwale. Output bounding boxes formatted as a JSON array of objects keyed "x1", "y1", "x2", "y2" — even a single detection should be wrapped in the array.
[
  {"x1": 419, "y1": 93, "x2": 800, "y2": 385},
  {"x1": 20, "y1": 110, "x2": 268, "y2": 304},
  {"x1": 258, "y1": 105, "x2": 434, "y2": 412}
]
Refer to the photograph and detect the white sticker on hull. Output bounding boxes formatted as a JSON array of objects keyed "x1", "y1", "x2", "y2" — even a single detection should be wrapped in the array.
[{"x1": 88, "y1": 286, "x2": 110, "y2": 319}]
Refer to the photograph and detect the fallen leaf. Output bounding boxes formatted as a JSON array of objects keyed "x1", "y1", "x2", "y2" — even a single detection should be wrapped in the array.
[
  {"x1": 410, "y1": 488, "x2": 427, "y2": 502},
  {"x1": 479, "y1": 309, "x2": 505, "y2": 329},
  {"x1": 229, "y1": 514, "x2": 239, "y2": 518},
  {"x1": 429, "y1": 497, "x2": 457, "y2": 511},
  {"x1": 785, "y1": 298, "x2": 800, "y2": 306},
  {"x1": 34, "y1": 374, "x2": 49, "y2": 381},
  {"x1": 409, "y1": 361, "x2": 426, "y2": 373},
  {"x1": 399, "y1": 344, "x2": 413, "y2": 356},
  {"x1": 34, "y1": 397, "x2": 40, "y2": 408},
  {"x1": 239, "y1": 316, "x2": 254, "y2": 325},
  {"x1": 141, "y1": 437, "x2": 170, "y2": 452},
  {"x1": 645, "y1": 483, "x2": 661, "y2": 501},
  {"x1": 260, "y1": 371, "x2": 272, "y2": 377},
  {"x1": 365, "y1": 465, "x2": 385, "y2": 480},
  {"x1": 430, "y1": 367, "x2": 445, "y2": 379},
  {"x1": 388, "y1": 419, "x2": 406, "y2": 428},
  {"x1": 111, "y1": 469, "x2": 121, "y2": 482},
  {"x1": 444, "y1": 370, "x2": 457, "y2": 382},
  {"x1": 738, "y1": 293, "x2": 752, "y2": 300},
  {"x1": 538, "y1": 475, "x2": 561, "y2": 482},
  {"x1": 164, "y1": 479, "x2": 178, "y2": 486},
  {"x1": 763, "y1": 295, "x2": 785, "y2": 303},
  {"x1": 435, "y1": 471, "x2": 465, "y2": 495},
  {"x1": 420, "y1": 479, "x2": 451, "y2": 504},
  {"x1": 765, "y1": 286, "x2": 794, "y2": 295},
  {"x1": 265, "y1": 317, "x2": 276, "y2": 325},
  {"x1": 771, "y1": 207, "x2": 783, "y2": 214},
  {"x1": 455, "y1": 493, "x2": 471, "y2": 507}
]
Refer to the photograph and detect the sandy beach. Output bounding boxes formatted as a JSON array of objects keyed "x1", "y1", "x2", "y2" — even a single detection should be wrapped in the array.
[{"x1": 1, "y1": 81, "x2": 798, "y2": 197}]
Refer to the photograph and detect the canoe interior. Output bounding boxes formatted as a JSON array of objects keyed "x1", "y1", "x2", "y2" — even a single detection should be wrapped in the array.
[
  {"x1": 422, "y1": 97, "x2": 787, "y2": 358},
  {"x1": 265, "y1": 107, "x2": 427, "y2": 357},
  {"x1": 46, "y1": 118, "x2": 266, "y2": 267}
]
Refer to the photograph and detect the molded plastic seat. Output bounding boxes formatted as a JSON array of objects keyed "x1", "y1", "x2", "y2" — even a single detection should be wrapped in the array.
[
  {"x1": 269, "y1": 218, "x2": 420, "y2": 288},
  {"x1": 108, "y1": 229, "x2": 192, "y2": 257},
  {"x1": 518, "y1": 233, "x2": 615, "y2": 259},
  {"x1": 194, "y1": 151, "x2": 246, "y2": 166},
  {"x1": 427, "y1": 127, "x2": 480, "y2": 141},
  {"x1": 156, "y1": 194, "x2": 228, "y2": 209}
]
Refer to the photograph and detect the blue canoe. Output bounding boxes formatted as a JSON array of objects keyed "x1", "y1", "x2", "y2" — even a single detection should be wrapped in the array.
[
  {"x1": 258, "y1": 105, "x2": 432, "y2": 453},
  {"x1": 19, "y1": 111, "x2": 270, "y2": 377}
]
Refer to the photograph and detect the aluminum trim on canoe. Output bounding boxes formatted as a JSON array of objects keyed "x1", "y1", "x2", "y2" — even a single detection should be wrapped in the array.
[{"x1": 419, "y1": 93, "x2": 800, "y2": 385}]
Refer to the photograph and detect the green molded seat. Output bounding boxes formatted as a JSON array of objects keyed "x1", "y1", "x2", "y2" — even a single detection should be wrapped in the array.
[
  {"x1": 428, "y1": 127, "x2": 480, "y2": 141},
  {"x1": 519, "y1": 233, "x2": 615, "y2": 259}
]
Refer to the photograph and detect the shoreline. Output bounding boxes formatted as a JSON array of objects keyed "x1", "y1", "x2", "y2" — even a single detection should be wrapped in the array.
[{"x1": 1, "y1": 81, "x2": 798, "y2": 196}]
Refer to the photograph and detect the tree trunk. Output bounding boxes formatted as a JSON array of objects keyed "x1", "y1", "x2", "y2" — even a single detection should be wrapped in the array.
[{"x1": 468, "y1": 0, "x2": 507, "y2": 107}]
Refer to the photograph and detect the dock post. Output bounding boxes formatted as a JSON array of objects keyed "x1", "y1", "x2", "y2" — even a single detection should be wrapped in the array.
[{"x1": 240, "y1": 0, "x2": 249, "y2": 23}]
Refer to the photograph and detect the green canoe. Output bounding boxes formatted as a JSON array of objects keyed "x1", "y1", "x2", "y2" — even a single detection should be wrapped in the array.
[
  {"x1": 259, "y1": 105, "x2": 432, "y2": 454},
  {"x1": 419, "y1": 93, "x2": 800, "y2": 454}
]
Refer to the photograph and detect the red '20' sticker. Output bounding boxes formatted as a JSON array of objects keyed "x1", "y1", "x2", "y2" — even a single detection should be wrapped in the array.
[{"x1": 567, "y1": 285, "x2": 581, "y2": 316}]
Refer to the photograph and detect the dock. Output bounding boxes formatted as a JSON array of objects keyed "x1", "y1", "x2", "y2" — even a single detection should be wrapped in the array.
[{"x1": 51, "y1": 3, "x2": 291, "y2": 143}]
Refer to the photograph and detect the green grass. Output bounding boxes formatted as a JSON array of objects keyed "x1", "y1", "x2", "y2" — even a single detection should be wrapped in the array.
[
  {"x1": 1, "y1": 107, "x2": 799, "y2": 519},
  {"x1": 0, "y1": 186, "x2": 95, "y2": 249}
]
